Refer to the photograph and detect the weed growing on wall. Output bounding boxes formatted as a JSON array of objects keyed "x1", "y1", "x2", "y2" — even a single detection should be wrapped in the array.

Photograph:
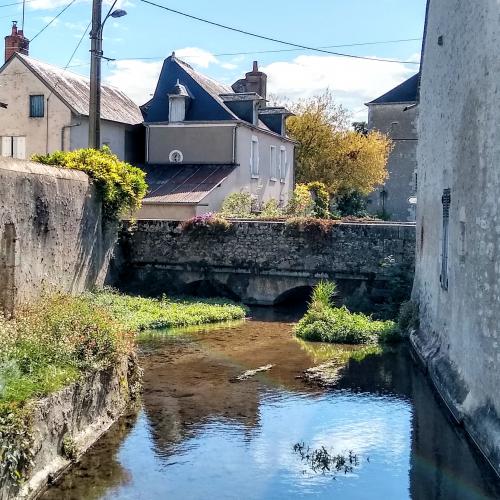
[
  {"x1": 294, "y1": 281, "x2": 398, "y2": 344},
  {"x1": 32, "y1": 147, "x2": 147, "y2": 219},
  {"x1": 181, "y1": 213, "x2": 231, "y2": 235}
]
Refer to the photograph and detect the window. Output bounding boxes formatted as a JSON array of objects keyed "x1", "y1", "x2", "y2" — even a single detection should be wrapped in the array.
[
  {"x1": 440, "y1": 188, "x2": 451, "y2": 290},
  {"x1": 270, "y1": 145, "x2": 277, "y2": 180},
  {"x1": 250, "y1": 136, "x2": 259, "y2": 177},
  {"x1": 279, "y1": 146, "x2": 287, "y2": 181},
  {"x1": 29, "y1": 95, "x2": 44, "y2": 118},
  {"x1": 1, "y1": 136, "x2": 26, "y2": 159}
]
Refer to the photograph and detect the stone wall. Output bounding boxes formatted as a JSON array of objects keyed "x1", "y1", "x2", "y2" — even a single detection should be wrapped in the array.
[
  {"x1": 0, "y1": 158, "x2": 115, "y2": 316},
  {"x1": 117, "y1": 220, "x2": 415, "y2": 305},
  {"x1": 413, "y1": 0, "x2": 500, "y2": 475}
]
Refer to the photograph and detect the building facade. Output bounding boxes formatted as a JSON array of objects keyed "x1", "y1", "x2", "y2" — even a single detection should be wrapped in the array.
[
  {"x1": 366, "y1": 74, "x2": 419, "y2": 221},
  {"x1": 413, "y1": 0, "x2": 500, "y2": 475},
  {"x1": 136, "y1": 55, "x2": 295, "y2": 220},
  {"x1": 0, "y1": 24, "x2": 142, "y2": 161}
]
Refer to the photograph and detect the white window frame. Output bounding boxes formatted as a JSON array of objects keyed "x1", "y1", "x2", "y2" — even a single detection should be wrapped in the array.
[
  {"x1": 270, "y1": 145, "x2": 277, "y2": 181},
  {"x1": 250, "y1": 135, "x2": 259, "y2": 178},
  {"x1": 279, "y1": 146, "x2": 287, "y2": 182}
]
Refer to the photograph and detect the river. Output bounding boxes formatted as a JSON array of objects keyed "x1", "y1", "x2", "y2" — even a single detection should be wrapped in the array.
[{"x1": 42, "y1": 308, "x2": 500, "y2": 500}]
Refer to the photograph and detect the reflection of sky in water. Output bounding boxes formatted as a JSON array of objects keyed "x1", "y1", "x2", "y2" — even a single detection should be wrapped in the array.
[{"x1": 104, "y1": 389, "x2": 412, "y2": 500}]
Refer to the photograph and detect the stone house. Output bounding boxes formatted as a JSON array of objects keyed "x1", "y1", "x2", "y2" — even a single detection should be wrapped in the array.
[
  {"x1": 413, "y1": 0, "x2": 500, "y2": 476},
  {"x1": 136, "y1": 55, "x2": 295, "y2": 220},
  {"x1": 0, "y1": 22, "x2": 142, "y2": 161},
  {"x1": 366, "y1": 74, "x2": 419, "y2": 221}
]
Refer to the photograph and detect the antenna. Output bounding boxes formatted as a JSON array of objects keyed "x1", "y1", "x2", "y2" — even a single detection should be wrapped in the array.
[{"x1": 22, "y1": 0, "x2": 25, "y2": 32}]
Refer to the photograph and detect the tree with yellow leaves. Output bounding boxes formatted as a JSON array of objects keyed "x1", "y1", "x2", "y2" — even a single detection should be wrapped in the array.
[{"x1": 285, "y1": 91, "x2": 392, "y2": 196}]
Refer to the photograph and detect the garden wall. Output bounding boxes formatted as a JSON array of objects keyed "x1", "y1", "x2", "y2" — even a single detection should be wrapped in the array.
[{"x1": 0, "y1": 158, "x2": 115, "y2": 317}]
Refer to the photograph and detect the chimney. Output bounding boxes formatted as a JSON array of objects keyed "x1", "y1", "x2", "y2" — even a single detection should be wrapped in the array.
[
  {"x1": 231, "y1": 61, "x2": 267, "y2": 99},
  {"x1": 5, "y1": 21, "x2": 29, "y2": 62}
]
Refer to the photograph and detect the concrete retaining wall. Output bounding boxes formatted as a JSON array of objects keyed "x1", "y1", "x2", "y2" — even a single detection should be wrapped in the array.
[
  {"x1": 117, "y1": 220, "x2": 415, "y2": 305},
  {"x1": 0, "y1": 355, "x2": 141, "y2": 500},
  {"x1": 414, "y1": 0, "x2": 500, "y2": 475},
  {"x1": 0, "y1": 158, "x2": 116, "y2": 317}
]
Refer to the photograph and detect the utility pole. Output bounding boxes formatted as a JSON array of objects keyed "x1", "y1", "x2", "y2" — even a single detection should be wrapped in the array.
[{"x1": 89, "y1": 0, "x2": 102, "y2": 149}]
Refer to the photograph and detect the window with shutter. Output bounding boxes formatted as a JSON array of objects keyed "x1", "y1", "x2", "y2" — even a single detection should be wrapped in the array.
[{"x1": 29, "y1": 95, "x2": 44, "y2": 118}]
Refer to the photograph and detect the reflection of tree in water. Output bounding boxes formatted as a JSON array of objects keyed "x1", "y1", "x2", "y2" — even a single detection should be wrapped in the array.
[{"x1": 41, "y1": 413, "x2": 138, "y2": 500}]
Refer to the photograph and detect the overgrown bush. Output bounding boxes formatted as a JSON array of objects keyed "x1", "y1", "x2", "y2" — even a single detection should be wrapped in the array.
[
  {"x1": 181, "y1": 213, "x2": 231, "y2": 235},
  {"x1": 306, "y1": 181, "x2": 330, "y2": 219},
  {"x1": 32, "y1": 147, "x2": 147, "y2": 220},
  {"x1": 398, "y1": 300, "x2": 419, "y2": 335},
  {"x1": 286, "y1": 184, "x2": 315, "y2": 217},
  {"x1": 285, "y1": 217, "x2": 338, "y2": 238},
  {"x1": 220, "y1": 192, "x2": 253, "y2": 218},
  {"x1": 260, "y1": 199, "x2": 284, "y2": 218},
  {"x1": 294, "y1": 281, "x2": 398, "y2": 344},
  {"x1": 333, "y1": 189, "x2": 368, "y2": 218}
]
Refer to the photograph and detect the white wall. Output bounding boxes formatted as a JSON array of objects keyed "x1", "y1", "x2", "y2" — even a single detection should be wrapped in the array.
[
  {"x1": 414, "y1": 0, "x2": 500, "y2": 474},
  {"x1": 0, "y1": 57, "x2": 71, "y2": 157}
]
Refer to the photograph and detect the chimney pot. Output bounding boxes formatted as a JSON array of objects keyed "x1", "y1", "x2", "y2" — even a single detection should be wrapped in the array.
[
  {"x1": 252, "y1": 60, "x2": 258, "y2": 72},
  {"x1": 5, "y1": 20, "x2": 29, "y2": 62}
]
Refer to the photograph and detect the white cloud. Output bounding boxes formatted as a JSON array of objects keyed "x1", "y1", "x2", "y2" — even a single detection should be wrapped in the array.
[
  {"x1": 29, "y1": 0, "x2": 130, "y2": 10},
  {"x1": 40, "y1": 16, "x2": 60, "y2": 27},
  {"x1": 263, "y1": 54, "x2": 419, "y2": 121},
  {"x1": 105, "y1": 59, "x2": 163, "y2": 105}
]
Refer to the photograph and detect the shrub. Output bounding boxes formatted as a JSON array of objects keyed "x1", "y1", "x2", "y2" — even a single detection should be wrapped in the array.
[
  {"x1": 181, "y1": 213, "x2": 231, "y2": 235},
  {"x1": 220, "y1": 192, "x2": 253, "y2": 218},
  {"x1": 285, "y1": 217, "x2": 338, "y2": 238},
  {"x1": 398, "y1": 300, "x2": 419, "y2": 335},
  {"x1": 333, "y1": 189, "x2": 368, "y2": 217},
  {"x1": 32, "y1": 147, "x2": 147, "y2": 220},
  {"x1": 307, "y1": 181, "x2": 330, "y2": 219},
  {"x1": 286, "y1": 184, "x2": 314, "y2": 217},
  {"x1": 294, "y1": 281, "x2": 398, "y2": 345},
  {"x1": 260, "y1": 199, "x2": 284, "y2": 218}
]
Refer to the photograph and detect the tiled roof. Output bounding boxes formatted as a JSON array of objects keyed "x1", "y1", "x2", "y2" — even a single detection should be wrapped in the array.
[
  {"x1": 14, "y1": 54, "x2": 143, "y2": 125},
  {"x1": 367, "y1": 73, "x2": 420, "y2": 105},
  {"x1": 142, "y1": 164, "x2": 236, "y2": 204}
]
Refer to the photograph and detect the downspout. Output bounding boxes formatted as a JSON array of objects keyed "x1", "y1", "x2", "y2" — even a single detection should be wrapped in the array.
[
  {"x1": 45, "y1": 95, "x2": 50, "y2": 153},
  {"x1": 232, "y1": 124, "x2": 237, "y2": 164},
  {"x1": 61, "y1": 122, "x2": 81, "y2": 151}
]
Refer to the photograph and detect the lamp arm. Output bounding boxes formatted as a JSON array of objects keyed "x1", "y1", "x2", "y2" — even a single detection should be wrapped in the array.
[{"x1": 101, "y1": 0, "x2": 118, "y2": 29}]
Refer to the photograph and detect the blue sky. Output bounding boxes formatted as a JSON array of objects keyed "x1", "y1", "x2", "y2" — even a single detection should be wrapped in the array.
[{"x1": 3, "y1": 0, "x2": 427, "y2": 119}]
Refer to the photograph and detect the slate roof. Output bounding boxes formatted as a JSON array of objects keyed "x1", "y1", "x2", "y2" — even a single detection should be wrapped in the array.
[
  {"x1": 141, "y1": 164, "x2": 236, "y2": 204},
  {"x1": 367, "y1": 73, "x2": 420, "y2": 105},
  {"x1": 12, "y1": 53, "x2": 142, "y2": 125}
]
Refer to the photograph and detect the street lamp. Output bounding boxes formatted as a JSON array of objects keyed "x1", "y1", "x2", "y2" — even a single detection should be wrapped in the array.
[{"x1": 89, "y1": 1, "x2": 127, "y2": 149}]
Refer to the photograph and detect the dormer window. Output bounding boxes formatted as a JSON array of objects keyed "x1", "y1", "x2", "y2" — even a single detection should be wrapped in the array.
[{"x1": 168, "y1": 80, "x2": 190, "y2": 122}]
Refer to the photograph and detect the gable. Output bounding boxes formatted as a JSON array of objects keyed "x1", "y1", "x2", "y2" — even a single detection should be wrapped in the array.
[{"x1": 144, "y1": 56, "x2": 236, "y2": 123}]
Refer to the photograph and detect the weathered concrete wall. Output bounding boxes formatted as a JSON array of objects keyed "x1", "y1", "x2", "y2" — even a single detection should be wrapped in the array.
[
  {"x1": 413, "y1": 0, "x2": 500, "y2": 475},
  {"x1": 117, "y1": 220, "x2": 415, "y2": 305},
  {"x1": 367, "y1": 103, "x2": 418, "y2": 222},
  {"x1": 0, "y1": 355, "x2": 141, "y2": 500},
  {"x1": 0, "y1": 158, "x2": 115, "y2": 316}
]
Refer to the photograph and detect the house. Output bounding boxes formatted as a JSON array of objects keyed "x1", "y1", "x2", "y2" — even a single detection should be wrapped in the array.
[
  {"x1": 366, "y1": 74, "x2": 419, "y2": 221},
  {"x1": 136, "y1": 55, "x2": 295, "y2": 220},
  {"x1": 414, "y1": 0, "x2": 500, "y2": 476},
  {"x1": 0, "y1": 22, "x2": 143, "y2": 161}
]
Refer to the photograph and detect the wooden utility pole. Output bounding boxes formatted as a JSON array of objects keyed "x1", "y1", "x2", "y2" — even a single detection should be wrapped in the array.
[{"x1": 89, "y1": 0, "x2": 102, "y2": 149}]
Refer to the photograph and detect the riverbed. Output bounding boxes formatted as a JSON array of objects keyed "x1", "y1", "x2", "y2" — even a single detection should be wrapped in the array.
[{"x1": 43, "y1": 308, "x2": 500, "y2": 499}]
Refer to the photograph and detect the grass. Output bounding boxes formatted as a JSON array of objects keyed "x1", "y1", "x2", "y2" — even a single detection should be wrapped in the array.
[
  {"x1": 294, "y1": 281, "x2": 399, "y2": 345},
  {"x1": 83, "y1": 289, "x2": 247, "y2": 331}
]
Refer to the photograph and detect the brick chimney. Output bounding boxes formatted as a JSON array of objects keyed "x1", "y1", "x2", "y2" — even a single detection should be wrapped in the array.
[
  {"x1": 232, "y1": 61, "x2": 267, "y2": 99},
  {"x1": 5, "y1": 21, "x2": 29, "y2": 62}
]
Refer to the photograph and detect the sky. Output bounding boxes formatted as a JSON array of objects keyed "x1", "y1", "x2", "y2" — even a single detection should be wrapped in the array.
[{"x1": 1, "y1": 0, "x2": 427, "y2": 121}]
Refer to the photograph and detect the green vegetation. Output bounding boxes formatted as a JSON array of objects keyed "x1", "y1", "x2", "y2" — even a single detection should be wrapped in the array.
[
  {"x1": 181, "y1": 213, "x2": 232, "y2": 234},
  {"x1": 397, "y1": 300, "x2": 419, "y2": 335},
  {"x1": 32, "y1": 146, "x2": 147, "y2": 219},
  {"x1": 294, "y1": 281, "x2": 399, "y2": 345},
  {"x1": 83, "y1": 289, "x2": 247, "y2": 331},
  {"x1": 220, "y1": 192, "x2": 253, "y2": 218}
]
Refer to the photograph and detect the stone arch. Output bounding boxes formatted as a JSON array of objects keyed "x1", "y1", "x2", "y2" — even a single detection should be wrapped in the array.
[
  {"x1": 273, "y1": 285, "x2": 314, "y2": 306},
  {"x1": 0, "y1": 223, "x2": 17, "y2": 318},
  {"x1": 182, "y1": 279, "x2": 241, "y2": 302}
]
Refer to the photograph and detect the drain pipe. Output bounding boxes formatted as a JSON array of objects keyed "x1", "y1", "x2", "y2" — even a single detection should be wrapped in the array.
[{"x1": 61, "y1": 122, "x2": 81, "y2": 151}]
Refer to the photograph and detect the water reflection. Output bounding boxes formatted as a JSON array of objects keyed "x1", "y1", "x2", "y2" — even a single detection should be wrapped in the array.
[{"x1": 43, "y1": 314, "x2": 500, "y2": 500}]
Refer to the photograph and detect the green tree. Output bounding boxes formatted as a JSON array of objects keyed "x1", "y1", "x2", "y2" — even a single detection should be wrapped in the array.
[{"x1": 286, "y1": 91, "x2": 392, "y2": 196}]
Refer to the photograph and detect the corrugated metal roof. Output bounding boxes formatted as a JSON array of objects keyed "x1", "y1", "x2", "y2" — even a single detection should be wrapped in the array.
[
  {"x1": 15, "y1": 54, "x2": 143, "y2": 125},
  {"x1": 142, "y1": 164, "x2": 235, "y2": 204}
]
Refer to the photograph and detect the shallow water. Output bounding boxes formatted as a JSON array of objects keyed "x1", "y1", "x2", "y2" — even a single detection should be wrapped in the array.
[{"x1": 43, "y1": 308, "x2": 500, "y2": 500}]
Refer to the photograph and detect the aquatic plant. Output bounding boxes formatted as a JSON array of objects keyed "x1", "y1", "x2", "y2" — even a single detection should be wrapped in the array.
[
  {"x1": 295, "y1": 281, "x2": 399, "y2": 344},
  {"x1": 293, "y1": 442, "x2": 360, "y2": 476},
  {"x1": 82, "y1": 289, "x2": 247, "y2": 331}
]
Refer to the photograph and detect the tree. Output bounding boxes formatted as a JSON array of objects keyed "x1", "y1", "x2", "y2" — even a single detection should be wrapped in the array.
[{"x1": 285, "y1": 91, "x2": 392, "y2": 196}]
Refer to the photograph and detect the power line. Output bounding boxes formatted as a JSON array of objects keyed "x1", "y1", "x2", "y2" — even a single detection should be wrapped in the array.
[
  {"x1": 31, "y1": 0, "x2": 77, "y2": 42},
  {"x1": 139, "y1": 0, "x2": 420, "y2": 65},
  {"x1": 118, "y1": 38, "x2": 422, "y2": 62},
  {"x1": 0, "y1": 0, "x2": 34, "y2": 8}
]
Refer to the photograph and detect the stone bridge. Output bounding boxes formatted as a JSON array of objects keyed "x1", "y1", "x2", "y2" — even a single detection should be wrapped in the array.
[{"x1": 116, "y1": 220, "x2": 416, "y2": 305}]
